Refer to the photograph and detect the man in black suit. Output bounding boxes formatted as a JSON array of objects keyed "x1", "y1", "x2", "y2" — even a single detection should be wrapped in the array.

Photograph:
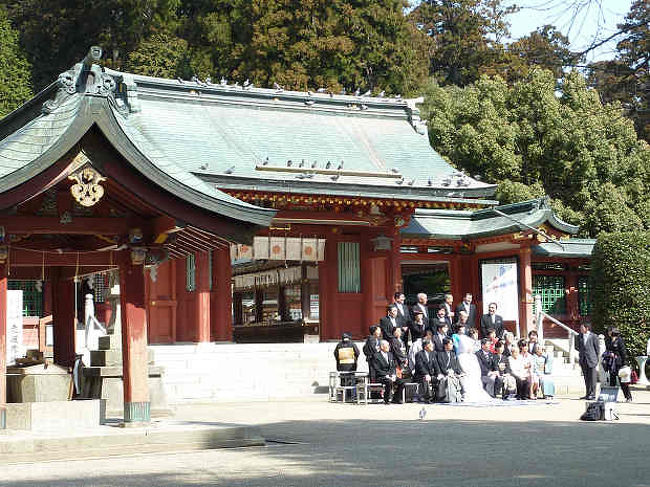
[
  {"x1": 431, "y1": 306, "x2": 450, "y2": 335},
  {"x1": 435, "y1": 338, "x2": 463, "y2": 402},
  {"x1": 476, "y1": 338, "x2": 502, "y2": 397},
  {"x1": 363, "y1": 325, "x2": 383, "y2": 381},
  {"x1": 414, "y1": 340, "x2": 440, "y2": 403},
  {"x1": 372, "y1": 340, "x2": 405, "y2": 404},
  {"x1": 480, "y1": 302, "x2": 504, "y2": 339},
  {"x1": 575, "y1": 322, "x2": 600, "y2": 400},
  {"x1": 379, "y1": 305, "x2": 399, "y2": 340},
  {"x1": 456, "y1": 292, "x2": 477, "y2": 328},
  {"x1": 432, "y1": 322, "x2": 448, "y2": 352}
]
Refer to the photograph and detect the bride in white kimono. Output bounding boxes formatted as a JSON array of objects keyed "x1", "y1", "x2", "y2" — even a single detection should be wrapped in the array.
[{"x1": 455, "y1": 333, "x2": 498, "y2": 403}]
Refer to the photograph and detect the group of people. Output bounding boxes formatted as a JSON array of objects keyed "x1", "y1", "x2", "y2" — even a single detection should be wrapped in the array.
[{"x1": 334, "y1": 292, "x2": 555, "y2": 404}]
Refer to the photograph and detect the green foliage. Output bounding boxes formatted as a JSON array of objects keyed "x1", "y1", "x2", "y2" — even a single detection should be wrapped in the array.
[
  {"x1": 419, "y1": 69, "x2": 650, "y2": 237},
  {"x1": 409, "y1": 0, "x2": 515, "y2": 86},
  {"x1": 591, "y1": 232, "x2": 650, "y2": 359},
  {"x1": 180, "y1": 0, "x2": 429, "y2": 94},
  {"x1": 0, "y1": 6, "x2": 32, "y2": 117},
  {"x1": 126, "y1": 32, "x2": 191, "y2": 79}
]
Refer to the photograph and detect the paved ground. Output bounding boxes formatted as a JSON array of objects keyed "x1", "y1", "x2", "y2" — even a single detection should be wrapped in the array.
[{"x1": 1, "y1": 388, "x2": 649, "y2": 487}]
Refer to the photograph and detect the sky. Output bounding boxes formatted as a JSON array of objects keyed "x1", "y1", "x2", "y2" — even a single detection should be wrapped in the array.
[{"x1": 505, "y1": 0, "x2": 634, "y2": 62}]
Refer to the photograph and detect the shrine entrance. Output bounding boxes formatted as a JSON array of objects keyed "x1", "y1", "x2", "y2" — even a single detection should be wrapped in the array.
[{"x1": 0, "y1": 49, "x2": 274, "y2": 424}]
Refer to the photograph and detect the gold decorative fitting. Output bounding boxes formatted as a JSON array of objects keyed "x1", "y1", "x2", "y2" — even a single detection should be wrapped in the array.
[{"x1": 69, "y1": 167, "x2": 106, "y2": 207}]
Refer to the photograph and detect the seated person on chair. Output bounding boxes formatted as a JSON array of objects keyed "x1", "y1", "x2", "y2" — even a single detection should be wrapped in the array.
[
  {"x1": 494, "y1": 341, "x2": 516, "y2": 399},
  {"x1": 334, "y1": 332, "x2": 360, "y2": 386},
  {"x1": 476, "y1": 338, "x2": 502, "y2": 398},
  {"x1": 508, "y1": 343, "x2": 532, "y2": 399},
  {"x1": 414, "y1": 339, "x2": 440, "y2": 403},
  {"x1": 435, "y1": 338, "x2": 464, "y2": 402},
  {"x1": 372, "y1": 340, "x2": 405, "y2": 404},
  {"x1": 532, "y1": 344, "x2": 555, "y2": 398}
]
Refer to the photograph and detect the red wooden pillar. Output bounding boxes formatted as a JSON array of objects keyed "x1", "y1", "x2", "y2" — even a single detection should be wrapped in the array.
[
  {"x1": 211, "y1": 246, "x2": 232, "y2": 341},
  {"x1": 519, "y1": 246, "x2": 533, "y2": 337},
  {"x1": 195, "y1": 251, "x2": 211, "y2": 342},
  {"x1": 51, "y1": 268, "x2": 76, "y2": 367},
  {"x1": 387, "y1": 225, "x2": 402, "y2": 298},
  {"x1": 119, "y1": 256, "x2": 150, "y2": 423},
  {"x1": 361, "y1": 234, "x2": 374, "y2": 337},
  {"x1": 0, "y1": 263, "x2": 7, "y2": 416},
  {"x1": 449, "y1": 254, "x2": 462, "y2": 304},
  {"x1": 319, "y1": 235, "x2": 337, "y2": 340}
]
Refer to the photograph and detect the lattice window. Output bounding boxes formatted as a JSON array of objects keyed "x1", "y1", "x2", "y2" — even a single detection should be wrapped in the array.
[
  {"x1": 578, "y1": 276, "x2": 592, "y2": 316},
  {"x1": 8, "y1": 280, "x2": 44, "y2": 317},
  {"x1": 533, "y1": 275, "x2": 566, "y2": 314},
  {"x1": 337, "y1": 242, "x2": 360, "y2": 293},
  {"x1": 186, "y1": 253, "x2": 196, "y2": 292}
]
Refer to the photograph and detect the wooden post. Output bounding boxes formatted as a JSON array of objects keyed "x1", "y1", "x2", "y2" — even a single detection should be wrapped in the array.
[
  {"x1": 519, "y1": 246, "x2": 533, "y2": 337},
  {"x1": 211, "y1": 246, "x2": 233, "y2": 341},
  {"x1": 51, "y1": 268, "x2": 76, "y2": 367},
  {"x1": 195, "y1": 251, "x2": 211, "y2": 342},
  {"x1": 119, "y1": 255, "x2": 150, "y2": 423},
  {"x1": 0, "y1": 263, "x2": 7, "y2": 415},
  {"x1": 387, "y1": 225, "x2": 402, "y2": 298}
]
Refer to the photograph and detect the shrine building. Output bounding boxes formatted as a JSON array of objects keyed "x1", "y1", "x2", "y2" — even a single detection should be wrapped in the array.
[{"x1": 0, "y1": 48, "x2": 594, "y2": 410}]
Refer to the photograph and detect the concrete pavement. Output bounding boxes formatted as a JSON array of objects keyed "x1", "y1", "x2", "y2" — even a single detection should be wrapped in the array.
[{"x1": 0, "y1": 388, "x2": 648, "y2": 486}]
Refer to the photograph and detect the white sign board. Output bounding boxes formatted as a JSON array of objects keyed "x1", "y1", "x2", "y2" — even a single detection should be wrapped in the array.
[
  {"x1": 481, "y1": 262, "x2": 519, "y2": 330},
  {"x1": 6, "y1": 290, "x2": 24, "y2": 365}
]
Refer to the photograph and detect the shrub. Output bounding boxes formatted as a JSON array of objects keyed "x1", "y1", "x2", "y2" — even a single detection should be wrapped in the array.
[{"x1": 591, "y1": 231, "x2": 650, "y2": 359}]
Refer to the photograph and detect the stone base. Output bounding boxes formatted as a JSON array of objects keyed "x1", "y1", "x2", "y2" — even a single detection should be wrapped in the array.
[
  {"x1": 3, "y1": 399, "x2": 105, "y2": 431},
  {"x1": 82, "y1": 367, "x2": 171, "y2": 419},
  {"x1": 7, "y1": 364, "x2": 72, "y2": 403}
]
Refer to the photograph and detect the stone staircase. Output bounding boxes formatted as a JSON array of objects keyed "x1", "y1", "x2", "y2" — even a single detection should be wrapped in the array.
[{"x1": 543, "y1": 338, "x2": 584, "y2": 395}]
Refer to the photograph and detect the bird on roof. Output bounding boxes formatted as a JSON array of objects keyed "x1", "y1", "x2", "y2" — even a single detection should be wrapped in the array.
[
  {"x1": 337, "y1": 160, "x2": 344, "y2": 170},
  {"x1": 220, "y1": 77, "x2": 228, "y2": 85},
  {"x1": 360, "y1": 104, "x2": 368, "y2": 110},
  {"x1": 396, "y1": 176, "x2": 405, "y2": 185},
  {"x1": 395, "y1": 94, "x2": 402, "y2": 99},
  {"x1": 340, "y1": 88, "x2": 346, "y2": 95},
  {"x1": 325, "y1": 161, "x2": 332, "y2": 169},
  {"x1": 224, "y1": 165, "x2": 235, "y2": 174},
  {"x1": 205, "y1": 77, "x2": 212, "y2": 85},
  {"x1": 273, "y1": 82, "x2": 284, "y2": 92},
  {"x1": 428, "y1": 178, "x2": 433, "y2": 186},
  {"x1": 353, "y1": 88, "x2": 361, "y2": 97},
  {"x1": 442, "y1": 178, "x2": 452, "y2": 187},
  {"x1": 305, "y1": 100, "x2": 316, "y2": 106},
  {"x1": 311, "y1": 161, "x2": 318, "y2": 168},
  {"x1": 199, "y1": 163, "x2": 208, "y2": 170},
  {"x1": 317, "y1": 87, "x2": 327, "y2": 93},
  {"x1": 419, "y1": 407, "x2": 426, "y2": 420},
  {"x1": 299, "y1": 159, "x2": 305, "y2": 168},
  {"x1": 191, "y1": 75, "x2": 200, "y2": 84},
  {"x1": 378, "y1": 90, "x2": 385, "y2": 98},
  {"x1": 361, "y1": 90, "x2": 371, "y2": 97},
  {"x1": 331, "y1": 174, "x2": 340, "y2": 181},
  {"x1": 243, "y1": 79, "x2": 251, "y2": 87},
  {"x1": 407, "y1": 179, "x2": 415, "y2": 186},
  {"x1": 262, "y1": 157, "x2": 269, "y2": 166},
  {"x1": 287, "y1": 160, "x2": 293, "y2": 167},
  {"x1": 391, "y1": 168, "x2": 400, "y2": 174},
  {"x1": 307, "y1": 90, "x2": 313, "y2": 96},
  {"x1": 177, "y1": 77, "x2": 184, "y2": 84}
]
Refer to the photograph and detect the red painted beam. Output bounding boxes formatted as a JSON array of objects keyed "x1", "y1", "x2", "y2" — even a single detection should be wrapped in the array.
[
  {"x1": 0, "y1": 264, "x2": 6, "y2": 405},
  {"x1": 0, "y1": 216, "x2": 131, "y2": 235}
]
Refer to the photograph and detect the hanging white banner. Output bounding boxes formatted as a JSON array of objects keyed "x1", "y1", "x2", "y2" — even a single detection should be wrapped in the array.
[{"x1": 481, "y1": 262, "x2": 519, "y2": 329}]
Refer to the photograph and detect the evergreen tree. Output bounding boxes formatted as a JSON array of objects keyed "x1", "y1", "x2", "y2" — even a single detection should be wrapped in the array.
[
  {"x1": 0, "y1": 5, "x2": 32, "y2": 117},
  {"x1": 420, "y1": 69, "x2": 650, "y2": 237}
]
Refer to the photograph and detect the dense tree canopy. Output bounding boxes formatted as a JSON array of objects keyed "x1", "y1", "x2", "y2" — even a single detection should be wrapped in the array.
[
  {"x1": 0, "y1": 5, "x2": 32, "y2": 117},
  {"x1": 419, "y1": 69, "x2": 650, "y2": 237}
]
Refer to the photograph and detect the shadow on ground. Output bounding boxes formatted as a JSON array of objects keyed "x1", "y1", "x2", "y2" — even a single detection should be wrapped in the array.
[{"x1": 1, "y1": 417, "x2": 649, "y2": 487}]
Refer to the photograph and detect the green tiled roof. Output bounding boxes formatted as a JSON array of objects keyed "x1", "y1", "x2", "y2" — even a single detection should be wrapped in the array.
[
  {"x1": 533, "y1": 239, "x2": 595, "y2": 258},
  {"x1": 402, "y1": 198, "x2": 579, "y2": 239},
  {"x1": 0, "y1": 57, "x2": 275, "y2": 240},
  {"x1": 106, "y1": 69, "x2": 497, "y2": 203}
]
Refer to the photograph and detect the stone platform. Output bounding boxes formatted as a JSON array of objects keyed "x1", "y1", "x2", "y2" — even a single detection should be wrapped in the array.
[{"x1": 0, "y1": 420, "x2": 264, "y2": 463}]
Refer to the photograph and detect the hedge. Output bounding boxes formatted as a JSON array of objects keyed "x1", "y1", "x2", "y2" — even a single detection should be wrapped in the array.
[{"x1": 590, "y1": 231, "x2": 650, "y2": 359}]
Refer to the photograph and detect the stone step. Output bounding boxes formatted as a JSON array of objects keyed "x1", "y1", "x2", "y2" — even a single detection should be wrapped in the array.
[
  {"x1": 98, "y1": 334, "x2": 122, "y2": 351},
  {"x1": 91, "y1": 349, "x2": 155, "y2": 367}
]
